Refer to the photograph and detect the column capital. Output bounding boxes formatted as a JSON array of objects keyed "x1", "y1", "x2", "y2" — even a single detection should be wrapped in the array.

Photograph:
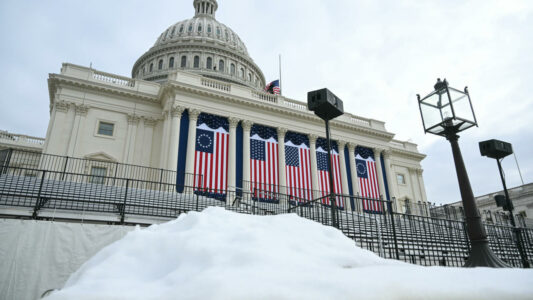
[
  {"x1": 189, "y1": 109, "x2": 201, "y2": 121},
  {"x1": 143, "y1": 117, "x2": 158, "y2": 127},
  {"x1": 382, "y1": 149, "x2": 392, "y2": 159},
  {"x1": 74, "y1": 104, "x2": 89, "y2": 116},
  {"x1": 277, "y1": 127, "x2": 288, "y2": 137},
  {"x1": 416, "y1": 168, "x2": 424, "y2": 175},
  {"x1": 54, "y1": 101, "x2": 71, "y2": 113},
  {"x1": 228, "y1": 117, "x2": 239, "y2": 129},
  {"x1": 374, "y1": 147, "x2": 385, "y2": 155},
  {"x1": 309, "y1": 134, "x2": 318, "y2": 144},
  {"x1": 242, "y1": 120, "x2": 253, "y2": 131},
  {"x1": 348, "y1": 142, "x2": 357, "y2": 152},
  {"x1": 171, "y1": 106, "x2": 185, "y2": 118},
  {"x1": 127, "y1": 114, "x2": 141, "y2": 125},
  {"x1": 338, "y1": 140, "x2": 347, "y2": 148}
]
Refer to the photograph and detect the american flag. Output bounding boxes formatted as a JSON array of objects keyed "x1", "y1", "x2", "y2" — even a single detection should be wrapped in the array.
[
  {"x1": 316, "y1": 138, "x2": 344, "y2": 207},
  {"x1": 250, "y1": 125, "x2": 279, "y2": 202},
  {"x1": 355, "y1": 146, "x2": 382, "y2": 212},
  {"x1": 264, "y1": 80, "x2": 281, "y2": 95},
  {"x1": 285, "y1": 132, "x2": 312, "y2": 203},
  {"x1": 194, "y1": 113, "x2": 229, "y2": 199}
]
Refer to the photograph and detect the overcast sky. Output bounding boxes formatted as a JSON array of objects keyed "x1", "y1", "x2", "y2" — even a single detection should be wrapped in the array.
[{"x1": 1, "y1": 0, "x2": 532, "y2": 205}]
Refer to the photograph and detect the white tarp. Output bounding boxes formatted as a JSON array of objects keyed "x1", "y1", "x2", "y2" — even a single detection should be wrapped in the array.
[{"x1": 0, "y1": 219, "x2": 133, "y2": 300}]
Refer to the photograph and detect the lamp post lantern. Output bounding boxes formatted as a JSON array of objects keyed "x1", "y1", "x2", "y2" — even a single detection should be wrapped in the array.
[
  {"x1": 308, "y1": 88, "x2": 344, "y2": 228},
  {"x1": 417, "y1": 78, "x2": 509, "y2": 267}
]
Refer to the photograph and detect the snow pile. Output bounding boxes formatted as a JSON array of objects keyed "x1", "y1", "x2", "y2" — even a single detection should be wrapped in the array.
[{"x1": 47, "y1": 207, "x2": 533, "y2": 300}]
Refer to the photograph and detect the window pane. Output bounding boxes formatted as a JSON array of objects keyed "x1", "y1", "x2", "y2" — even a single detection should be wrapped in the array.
[
  {"x1": 206, "y1": 57, "x2": 212, "y2": 69},
  {"x1": 181, "y1": 56, "x2": 187, "y2": 68},
  {"x1": 98, "y1": 122, "x2": 114, "y2": 136},
  {"x1": 396, "y1": 174, "x2": 405, "y2": 185},
  {"x1": 90, "y1": 167, "x2": 107, "y2": 184},
  {"x1": 194, "y1": 56, "x2": 200, "y2": 68}
]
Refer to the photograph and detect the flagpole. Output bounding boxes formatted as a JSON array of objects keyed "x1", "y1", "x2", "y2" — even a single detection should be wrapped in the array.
[{"x1": 279, "y1": 54, "x2": 282, "y2": 96}]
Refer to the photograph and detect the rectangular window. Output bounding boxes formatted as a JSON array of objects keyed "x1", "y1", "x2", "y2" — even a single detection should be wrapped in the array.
[
  {"x1": 97, "y1": 122, "x2": 114, "y2": 136},
  {"x1": 396, "y1": 174, "x2": 406, "y2": 185},
  {"x1": 89, "y1": 166, "x2": 107, "y2": 184}
]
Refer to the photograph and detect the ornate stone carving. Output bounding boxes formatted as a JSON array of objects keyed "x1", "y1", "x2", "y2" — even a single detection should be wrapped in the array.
[
  {"x1": 74, "y1": 104, "x2": 89, "y2": 116},
  {"x1": 143, "y1": 117, "x2": 158, "y2": 127},
  {"x1": 338, "y1": 140, "x2": 346, "y2": 148},
  {"x1": 308, "y1": 134, "x2": 318, "y2": 144},
  {"x1": 416, "y1": 168, "x2": 424, "y2": 176},
  {"x1": 54, "y1": 101, "x2": 70, "y2": 113},
  {"x1": 382, "y1": 149, "x2": 392, "y2": 159},
  {"x1": 171, "y1": 106, "x2": 185, "y2": 118},
  {"x1": 242, "y1": 120, "x2": 253, "y2": 131},
  {"x1": 277, "y1": 127, "x2": 288, "y2": 137},
  {"x1": 374, "y1": 147, "x2": 385, "y2": 155},
  {"x1": 228, "y1": 117, "x2": 240, "y2": 128},
  {"x1": 127, "y1": 114, "x2": 141, "y2": 125},
  {"x1": 347, "y1": 142, "x2": 357, "y2": 152},
  {"x1": 189, "y1": 108, "x2": 201, "y2": 121}
]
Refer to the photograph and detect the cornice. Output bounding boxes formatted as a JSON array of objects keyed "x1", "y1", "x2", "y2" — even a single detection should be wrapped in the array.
[
  {"x1": 48, "y1": 74, "x2": 160, "y2": 108},
  {"x1": 390, "y1": 147, "x2": 427, "y2": 161},
  {"x1": 168, "y1": 80, "x2": 395, "y2": 141}
]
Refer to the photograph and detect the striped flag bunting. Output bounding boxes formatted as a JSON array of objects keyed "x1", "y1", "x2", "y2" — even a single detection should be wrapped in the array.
[
  {"x1": 194, "y1": 113, "x2": 229, "y2": 200},
  {"x1": 355, "y1": 146, "x2": 383, "y2": 213},
  {"x1": 316, "y1": 138, "x2": 344, "y2": 208},
  {"x1": 284, "y1": 132, "x2": 312, "y2": 203},
  {"x1": 250, "y1": 124, "x2": 279, "y2": 202}
]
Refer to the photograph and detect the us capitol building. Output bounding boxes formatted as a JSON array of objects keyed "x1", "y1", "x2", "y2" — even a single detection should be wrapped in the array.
[{"x1": 0, "y1": 0, "x2": 428, "y2": 213}]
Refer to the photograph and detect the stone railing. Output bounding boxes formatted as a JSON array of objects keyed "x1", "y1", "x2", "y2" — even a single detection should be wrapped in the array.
[
  {"x1": 92, "y1": 70, "x2": 135, "y2": 87},
  {"x1": 0, "y1": 130, "x2": 45, "y2": 149},
  {"x1": 201, "y1": 77, "x2": 231, "y2": 92},
  {"x1": 251, "y1": 90, "x2": 278, "y2": 103},
  {"x1": 342, "y1": 114, "x2": 372, "y2": 127},
  {"x1": 282, "y1": 97, "x2": 307, "y2": 111}
]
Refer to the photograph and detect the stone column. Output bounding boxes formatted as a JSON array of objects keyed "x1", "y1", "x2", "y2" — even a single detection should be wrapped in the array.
[
  {"x1": 348, "y1": 143, "x2": 360, "y2": 196},
  {"x1": 142, "y1": 117, "x2": 157, "y2": 167},
  {"x1": 242, "y1": 120, "x2": 253, "y2": 191},
  {"x1": 167, "y1": 106, "x2": 184, "y2": 171},
  {"x1": 338, "y1": 141, "x2": 350, "y2": 210},
  {"x1": 67, "y1": 104, "x2": 89, "y2": 157},
  {"x1": 309, "y1": 134, "x2": 320, "y2": 199},
  {"x1": 185, "y1": 109, "x2": 201, "y2": 186},
  {"x1": 227, "y1": 117, "x2": 239, "y2": 193},
  {"x1": 159, "y1": 110, "x2": 170, "y2": 168},
  {"x1": 277, "y1": 127, "x2": 288, "y2": 196},
  {"x1": 416, "y1": 168, "x2": 428, "y2": 203},
  {"x1": 382, "y1": 149, "x2": 396, "y2": 200},
  {"x1": 374, "y1": 147, "x2": 387, "y2": 199},
  {"x1": 126, "y1": 114, "x2": 140, "y2": 164},
  {"x1": 43, "y1": 101, "x2": 70, "y2": 155}
]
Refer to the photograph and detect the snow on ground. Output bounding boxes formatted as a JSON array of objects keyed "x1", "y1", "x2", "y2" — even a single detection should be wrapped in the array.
[{"x1": 46, "y1": 207, "x2": 533, "y2": 300}]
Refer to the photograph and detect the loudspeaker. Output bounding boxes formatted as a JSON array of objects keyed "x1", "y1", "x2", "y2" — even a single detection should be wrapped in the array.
[
  {"x1": 307, "y1": 88, "x2": 344, "y2": 121},
  {"x1": 479, "y1": 139, "x2": 513, "y2": 159}
]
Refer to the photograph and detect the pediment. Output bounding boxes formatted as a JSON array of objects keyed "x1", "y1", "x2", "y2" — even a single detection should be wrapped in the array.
[{"x1": 84, "y1": 152, "x2": 117, "y2": 162}]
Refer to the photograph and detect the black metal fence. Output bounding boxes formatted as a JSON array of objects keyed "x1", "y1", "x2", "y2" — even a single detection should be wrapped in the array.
[{"x1": 0, "y1": 148, "x2": 531, "y2": 268}]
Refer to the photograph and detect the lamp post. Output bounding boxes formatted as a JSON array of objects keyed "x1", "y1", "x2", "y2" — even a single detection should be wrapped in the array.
[
  {"x1": 417, "y1": 78, "x2": 508, "y2": 267},
  {"x1": 479, "y1": 139, "x2": 530, "y2": 268},
  {"x1": 307, "y1": 88, "x2": 344, "y2": 228}
]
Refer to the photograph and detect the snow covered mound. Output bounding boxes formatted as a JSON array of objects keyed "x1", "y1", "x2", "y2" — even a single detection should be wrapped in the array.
[{"x1": 47, "y1": 207, "x2": 533, "y2": 300}]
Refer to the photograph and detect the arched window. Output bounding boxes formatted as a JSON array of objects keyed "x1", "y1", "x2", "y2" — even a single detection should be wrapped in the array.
[
  {"x1": 179, "y1": 25, "x2": 184, "y2": 33},
  {"x1": 188, "y1": 25, "x2": 193, "y2": 32},
  {"x1": 240, "y1": 68, "x2": 244, "y2": 78},
  {"x1": 216, "y1": 27, "x2": 221, "y2": 37},
  {"x1": 218, "y1": 60, "x2": 225, "y2": 72},
  {"x1": 230, "y1": 63, "x2": 236, "y2": 75},
  {"x1": 158, "y1": 59, "x2": 163, "y2": 70},
  {"x1": 207, "y1": 25, "x2": 212, "y2": 33},
  {"x1": 198, "y1": 24, "x2": 202, "y2": 32},
  {"x1": 194, "y1": 56, "x2": 200, "y2": 68},
  {"x1": 171, "y1": 27, "x2": 175, "y2": 35},
  {"x1": 169, "y1": 57, "x2": 174, "y2": 68},
  {"x1": 149, "y1": 63, "x2": 153, "y2": 72},
  {"x1": 248, "y1": 73, "x2": 252, "y2": 82},
  {"x1": 206, "y1": 57, "x2": 212, "y2": 69},
  {"x1": 181, "y1": 56, "x2": 187, "y2": 68}
]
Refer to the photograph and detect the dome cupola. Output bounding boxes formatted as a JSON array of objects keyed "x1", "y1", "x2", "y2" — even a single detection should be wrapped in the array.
[{"x1": 132, "y1": 0, "x2": 265, "y2": 89}]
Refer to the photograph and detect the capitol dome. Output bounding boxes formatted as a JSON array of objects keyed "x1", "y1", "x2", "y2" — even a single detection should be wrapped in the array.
[{"x1": 132, "y1": 0, "x2": 265, "y2": 89}]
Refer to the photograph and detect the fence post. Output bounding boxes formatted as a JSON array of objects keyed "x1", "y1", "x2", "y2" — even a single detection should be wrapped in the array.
[
  {"x1": 158, "y1": 169, "x2": 164, "y2": 191},
  {"x1": 120, "y1": 179, "x2": 129, "y2": 224},
  {"x1": 61, "y1": 156, "x2": 69, "y2": 181},
  {"x1": 32, "y1": 170, "x2": 47, "y2": 219},
  {"x1": 388, "y1": 198, "x2": 400, "y2": 260}
]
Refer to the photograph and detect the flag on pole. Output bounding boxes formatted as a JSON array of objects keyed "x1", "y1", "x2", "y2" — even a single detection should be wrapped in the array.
[
  {"x1": 285, "y1": 132, "x2": 312, "y2": 203},
  {"x1": 316, "y1": 138, "x2": 344, "y2": 208},
  {"x1": 250, "y1": 125, "x2": 279, "y2": 202},
  {"x1": 194, "y1": 113, "x2": 229, "y2": 200},
  {"x1": 355, "y1": 146, "x2": 383, "y2": 212},
  {"x1": 264, "y1": 80, "x2": 281, "y2": 95}
]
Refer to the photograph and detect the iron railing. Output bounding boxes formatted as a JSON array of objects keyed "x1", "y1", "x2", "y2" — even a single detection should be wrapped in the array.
[{"x1": 0, "y1": 148, "x2": 531, "y2": 268}]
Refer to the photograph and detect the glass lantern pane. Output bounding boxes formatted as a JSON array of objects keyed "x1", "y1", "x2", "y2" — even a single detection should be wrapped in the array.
[
  {"x1": 420, "y1": 102, "x2": 443, "y2": 129},
  {"x1": 448, "y1": 87, "x2": 475, "y2": 124}
]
